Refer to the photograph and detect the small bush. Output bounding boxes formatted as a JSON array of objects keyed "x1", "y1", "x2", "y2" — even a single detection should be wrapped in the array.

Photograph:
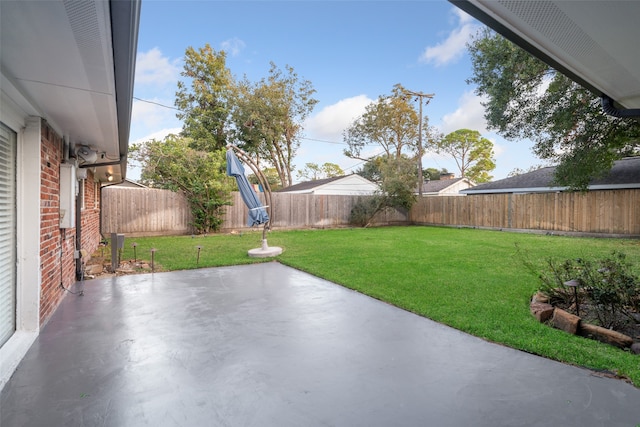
[
  {"x1": 535, "y1": 252, "x2": 640, "y2": 329},
  {"x1": 349, "y1": 196, "x2": 384, "y2": 227}
]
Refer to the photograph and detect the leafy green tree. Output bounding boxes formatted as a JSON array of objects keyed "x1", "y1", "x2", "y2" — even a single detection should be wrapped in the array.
[
  {"x1": 507, "y1": 164, "x2": 546, "y2": 178},
  {"x1": 248, "y1": 167, "x2": 282, "y2": 191},
  {"x1": 378, "y1": 156, "x2": 418, "y2": 210},
  {"x1": 356, "y1": 157, "x2": 386, "y2": 183},
  {"x1": 296, "y1": 162, "x2": 344, "y2": 181},
  {"x1": 231, "y1": 63, "x2": 318, "y2": 188},
  {"x1": 175, "y1": 44, "x2": 234, "y2": 151},
  {"x1": 129, "y1": 135, "x2": 234, "y2": 234},
  {"x1": 343, "y1": 84, "x2": 425, "y2": 161},
  {"x1": 350, "y1": 156, "x2": 417, "y2": 227},
  {"x1": 467, "y1": 29, "x2": 640, "y2": 189},
  {"x1": 423, "y1": 167, "x2": 449, "y2": 180},
  {"x1": 436, "y1": 129, "x2": 495, "y2": 183}
]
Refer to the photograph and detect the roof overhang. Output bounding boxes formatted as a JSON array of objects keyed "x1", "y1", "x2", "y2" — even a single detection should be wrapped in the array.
[
  {"x1": 450, "y1": 1, "x2": 640, "y2": 115},
  {"x1": 0, "y1": 0, "x2": 140, "y2": 182}
]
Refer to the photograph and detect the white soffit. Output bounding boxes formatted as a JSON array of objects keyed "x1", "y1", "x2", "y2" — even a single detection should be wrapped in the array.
[
  {"x1": 0, "y1": 0, "x2": 118, "y2": 155},
  {"x1": 455, "y1": 1, "x2": 640, "y2": 109}
]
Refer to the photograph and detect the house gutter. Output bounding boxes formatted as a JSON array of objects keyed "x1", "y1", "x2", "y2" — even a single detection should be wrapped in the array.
[
  {"x1": 600, "y1": 95, "x2": 640, "y2": 119},
  {"x1": 109, "y1": 0, "x2": 141, "y2": 180}
]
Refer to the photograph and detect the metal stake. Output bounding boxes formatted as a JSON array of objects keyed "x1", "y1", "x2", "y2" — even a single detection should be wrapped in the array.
[
  {"x1": 151, "y1": 248, "x2": 157, "y2": 272},
  {"x1": 564, "y1": 279, "x2": 581, "y2": 317}
]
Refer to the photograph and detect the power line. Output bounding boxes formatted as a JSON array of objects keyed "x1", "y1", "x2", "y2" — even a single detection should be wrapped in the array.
[
  {"x1": 133, "y1": 96, "x2": 183, "y2": 111},
  {"x1": 300, "y1": 136, "x2": 347, "y2": 145},
  {"x1": 402, "y1": 88, "x2": 435, "y2": 196},
  {"x1": 131, "y1": 96, "x2": 370, "y2": 170},
  {"x1": 133, "y1": 96, "x2": 352, "y2": 146}
]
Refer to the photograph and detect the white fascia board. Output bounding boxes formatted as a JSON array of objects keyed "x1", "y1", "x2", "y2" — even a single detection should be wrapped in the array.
[{"x1": 463, "y1": 183, "x2": 640, "y2": 195}]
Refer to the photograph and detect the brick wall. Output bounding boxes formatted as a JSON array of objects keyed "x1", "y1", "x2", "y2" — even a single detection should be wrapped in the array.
[
  {"x1": 80, "y1": 174, "x2": 102, "y2": 251},
  {"x1": 39, "y1": 120, "x2": 74, "y2": 325},
  {"x1": 39, "y1": 120, "x2": 106, "y2": 325}
]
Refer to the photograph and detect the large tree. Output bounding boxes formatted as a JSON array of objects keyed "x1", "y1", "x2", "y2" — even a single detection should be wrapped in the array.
[
  {"x1": 436, "y1": 129, "x2": 496, "y2": 183},
  {"x1": 231, "y1": 63, "x2": 318, "y2": 188},
  {"x1": 175, "y1": 44, "x2": 234, "y2": 151},
  {"x1": 468, "y1": 29, "x2": 640, "y2": 189},
  {"x1": 296, "y1": 162, "x2": 344, "y2": 181},
  {"x1": 129, "y1": 135, "x2": 234, "y2": 234},
  {"x1": 343, "y1": 84, "x2": 426, "y2": 161}
]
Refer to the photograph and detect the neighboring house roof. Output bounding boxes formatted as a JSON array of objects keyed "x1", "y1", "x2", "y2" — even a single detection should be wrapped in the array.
[
  {"x1": 110, "y1": 178, "x2": 147, "y2": 189},
  {"x1": 463, "y1": 157, "x2": 640, "y2": 194},
  {"x1": 450, "y1": 1, "x2": 640, "y2": 112},
  {"x1": 419, "y1": 178, "x2": 475, "y2": 195},
  {"x1": 0, "y1": 0, "x2": 141, "y2": 183},
  {"x1": 277, "y1": 175, "x2": 379, "y2": 195}
]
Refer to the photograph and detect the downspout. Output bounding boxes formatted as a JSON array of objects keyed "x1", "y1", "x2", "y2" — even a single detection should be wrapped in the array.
[
  {"x1": 64, "y1": 136, "x2": 83, "y2": 280},
  {"x1": 601, "y1": 95, "x2": 640, "y2": 118},
  {"x1": 75, "y1": 178, "x2": 83, "y2": 280}
]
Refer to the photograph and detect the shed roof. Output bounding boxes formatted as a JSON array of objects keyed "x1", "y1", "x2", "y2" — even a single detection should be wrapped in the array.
[
  {"x1": 278, "y1": 176, "x2": 347, "y2": 193},
  {"x1": 422, "y1": 178, "x2": 467, "y2": 193},
  {"x1": 277, "y1": 175, "x2": 378, "y2": 194}
]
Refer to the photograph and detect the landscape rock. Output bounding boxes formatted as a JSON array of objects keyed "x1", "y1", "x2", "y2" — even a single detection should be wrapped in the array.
[
  {"x1": 85, "y1": 264, "x2": 103, "y2": 275},
  {"x1": 578, "y1": 323, "x2": 634, "y2": 349},
  {"x1": 551, "y1": 308, "x2": 580, "y2": 335},
  {"x1": 631, "y1": 343, "x2": 640, "y2": 355},
  {"x1": 530, "y1": 301, "x2": 554, "y2": 323},
  {"x1": 531, "y1": 292, "x2": 549, "y2": 304}
]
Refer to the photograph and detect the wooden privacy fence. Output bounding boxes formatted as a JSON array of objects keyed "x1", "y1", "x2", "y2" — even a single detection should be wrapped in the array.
[
  {"x1": 409, "y1": 189, "x2": 640, "y2": 236},
  {"x1": 222, "y1": 192, "x2": 407, "y2": 230},
  {"x1": 102, "y1": 186, "x2": 639, "y2": 237},
  {"x1": 101, "y1": 186, "x2": 194, "y2": 236},
  {"x1": 101, "y1": 188, "x2": 407, "y2": 236}
]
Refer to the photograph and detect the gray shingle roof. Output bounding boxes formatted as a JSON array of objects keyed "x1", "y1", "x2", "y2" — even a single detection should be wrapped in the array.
[
  {"x1": 276, "y1": 176, "x2": 351, "y2": 193},
  {"x1": 463, "y1": 157, "x2": 640, "y2": 194},
  {"x1": 421, "y1": 178, "x2": 465, "y2": 193}
]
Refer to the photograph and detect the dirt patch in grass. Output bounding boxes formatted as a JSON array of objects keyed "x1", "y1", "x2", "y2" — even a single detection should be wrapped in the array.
[{"x1": 83, "y1": 255, "x2": 164, "y2": 279}]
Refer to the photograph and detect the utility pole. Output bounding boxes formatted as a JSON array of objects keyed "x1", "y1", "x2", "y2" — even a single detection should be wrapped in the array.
[{"x1": 403, "y1": 89, "x2": 434, "y2": 196}]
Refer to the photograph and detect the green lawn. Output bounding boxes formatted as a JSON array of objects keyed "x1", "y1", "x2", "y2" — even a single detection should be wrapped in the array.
[{"x1": 110, "y1": 226, "x2": 640, "y2": 386}]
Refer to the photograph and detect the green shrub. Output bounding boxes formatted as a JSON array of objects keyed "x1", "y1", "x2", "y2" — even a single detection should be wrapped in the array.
[
  {"x1": 535, "y1": 252, "x2": 639, "y2": 329},
  {"x1": 349, "y1": 196, "x2": 384, "y2": 227}
]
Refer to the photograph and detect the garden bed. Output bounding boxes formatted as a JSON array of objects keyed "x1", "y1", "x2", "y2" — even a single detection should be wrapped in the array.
[{"x1": 531, "y1": 291, "x2": 640, "y2": 354}]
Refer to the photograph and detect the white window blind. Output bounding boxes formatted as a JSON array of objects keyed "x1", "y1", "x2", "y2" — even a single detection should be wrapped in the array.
[{"x1": 0, "y1": 122, "x2": 16, "y2": 347}]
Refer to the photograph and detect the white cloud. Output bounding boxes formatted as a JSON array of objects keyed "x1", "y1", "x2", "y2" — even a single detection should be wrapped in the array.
[
  {"x1": 293, "y1": 95, "x2": 374, "y2": 176},
  {"x1": 132, "y1": 98, "x2": 179, "y2": 129},
  {"x1": 439, "y1": 91, "x2": 488, "y2": 135},
  {"x1": 130, "y1": 127, "x2": 182, "y2": 145},
  {"x1": 420, "y1": 8, "x2": 479, "y2": 66},
  {"x1": 220, "y1": 37, "x2": 246, "y2": 57},
  {"x1": 304, "y1": 95, "x2": 373, "y2": 141},
  {"x1": 135, "y1": 47, "x2": 181, "y2": 86}
]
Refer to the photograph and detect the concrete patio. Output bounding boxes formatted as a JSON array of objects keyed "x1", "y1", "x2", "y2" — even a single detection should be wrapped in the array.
[{"x1": 2, "y1": 262, "x2": 640, "y2": 426}]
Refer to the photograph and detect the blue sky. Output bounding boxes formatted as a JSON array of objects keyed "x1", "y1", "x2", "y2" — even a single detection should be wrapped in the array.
[{"x1": 130, "y1": 0, "x2": 544, "y2": 182}]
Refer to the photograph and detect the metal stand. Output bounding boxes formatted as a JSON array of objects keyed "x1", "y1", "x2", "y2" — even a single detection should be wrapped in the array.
[{"x1": 228, "y1": 145, "x2": 283, "y2": 258}]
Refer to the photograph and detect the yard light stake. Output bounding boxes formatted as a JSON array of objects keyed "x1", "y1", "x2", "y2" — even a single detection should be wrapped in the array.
[
  {"x1": 196, "y1": 246, "x2": 202, "y2": 266},
  {"x1": 132, "y1": 242, "x2": 138, "y2": 262},
  {"x1": 150, "y1": 248, "x2": 157, "y2": 272},
  {"x1": 564, "y1": 279, "x2": 581, "y2": 317}
]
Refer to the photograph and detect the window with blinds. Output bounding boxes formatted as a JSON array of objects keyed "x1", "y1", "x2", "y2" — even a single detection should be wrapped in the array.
[{"x1": 0, "y1": 122, "x2": 16, "y2": 347}]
